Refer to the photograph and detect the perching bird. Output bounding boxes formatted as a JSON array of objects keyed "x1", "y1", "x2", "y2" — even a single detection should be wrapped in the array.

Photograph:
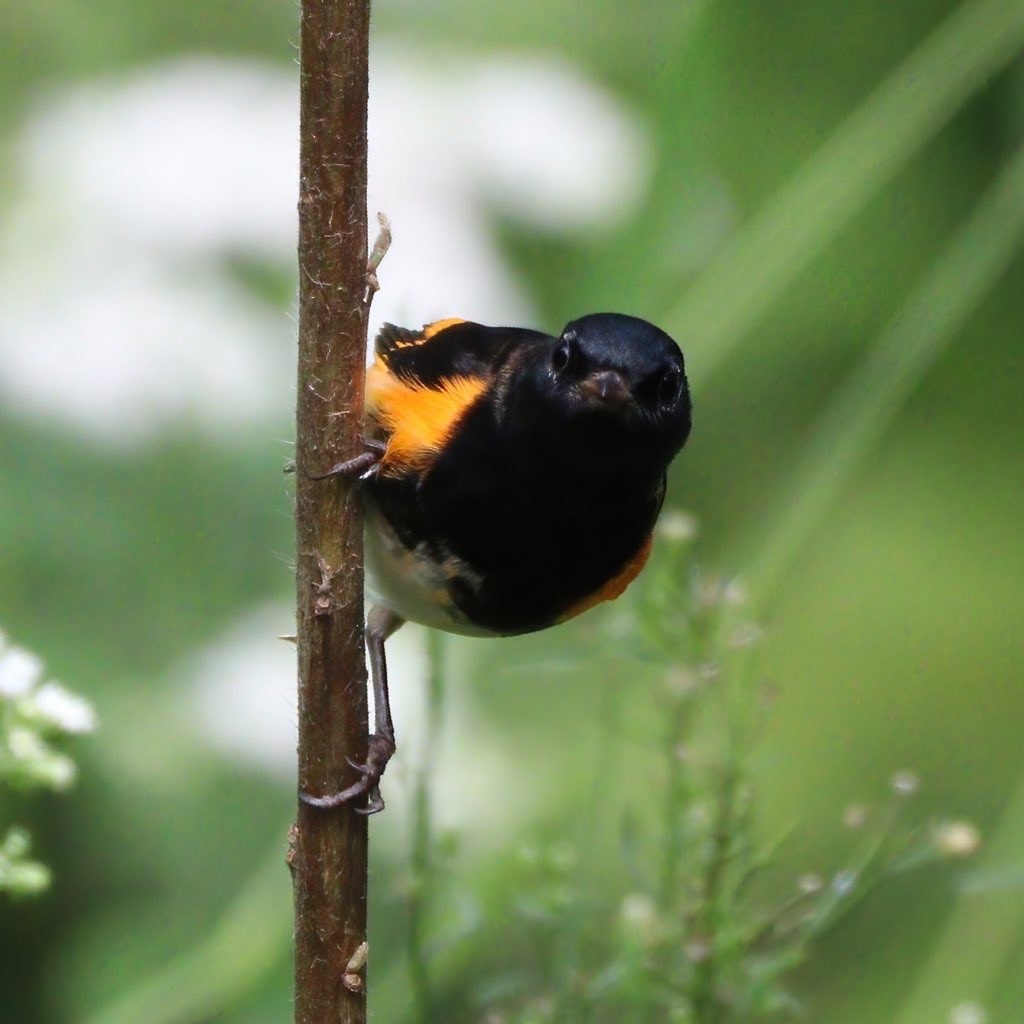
[{"x1": 303, "y1": 313, "x2": 692, "y2": 813}]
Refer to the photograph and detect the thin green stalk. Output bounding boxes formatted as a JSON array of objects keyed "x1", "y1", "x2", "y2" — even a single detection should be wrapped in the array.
[
  {"x1": 408, "y1": 628, "x2": 445, "y2": 1023},
  {"x1": 689, "y1": 756, "x2": 742, "y2": 1024},
  {"x1": 667, "y1": 0, "x2": 1024, "y2": 388},
  {"x1": 746, "y1": 142, "x2": 1024, "y2": 604},
  {"x1": 658, "y1": 697, "x2": 694, "y2": 909}
]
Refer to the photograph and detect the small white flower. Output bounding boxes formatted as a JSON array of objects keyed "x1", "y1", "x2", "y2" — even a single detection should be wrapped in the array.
[
  {"x1": 656, "y1": 510, "x2": 698, "y2": 543},
  {"x1": 890, "y1": 770, "x2": 920, "y2": 797},
  {"x1": 664, "y1": 666, "x2": 701, "y2": 700},
  {"x1": 949, "y1": 1002, "x2": 987, "y2": 1024},
  {"x1": 697, "y1": 661, "x2": 720, "y2": 683},
  {"x1": 722, "y1": 580, "x2": 749, "y2": 607},
  {"x1": 934, "y1": 821, "x2": 982, "y2": 858},
  {"x1": 620, "y1": 892, "x2": 659, "y2": 942},
  {"x1": 40, "y1": 754, "x2": 77, "y2": 790},
  {"x1": 7, "y1": 726, "x2": 49, "y2": 763},
  {"x1": 5, "y1": 728, "x2": 77, "y2": 789},
  {"x1": 31, "y1": 682, "x2": 97, "y2": 734},
  {"x1": 0, "y1": 647, "x2": 44, "y2": 698},
  {"x1": 831, "y1": 870, "x2": 857, "y2": 896},
  {"x1": 728, "y1": 622, "x2": 763, "y2": 649},
  {"x1": 842, "y1": 804, "x2": 869, "y2": 828},
  {"x1": 684, "y1": 936, "x2": 712, "y2": 963},
  {"x1": 1, "y1": 827, "x2": 32, "y2": 859},
  {"x1": 797, "y1": 873, "x2": 823, "y2": 894}
]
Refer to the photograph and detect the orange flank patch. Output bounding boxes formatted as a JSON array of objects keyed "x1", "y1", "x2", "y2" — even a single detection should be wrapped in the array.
[
  {"x1": 558, "y1": 532, "x2": 654, "y2": 623},
  {"x1": 422, "y1": 317, "x2": 467, "y2": 340},
  {"x1": 366, "y1": 356, "x2": 486, "y2": 473}
]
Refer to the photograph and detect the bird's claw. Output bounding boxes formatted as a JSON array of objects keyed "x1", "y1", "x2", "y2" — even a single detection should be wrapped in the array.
[
  {"x1": 307, "y1": 439, "x2": 386, "y2": 481},
  {"x1": 300, "y1": 733, "x2": 395, "y2": 816}
]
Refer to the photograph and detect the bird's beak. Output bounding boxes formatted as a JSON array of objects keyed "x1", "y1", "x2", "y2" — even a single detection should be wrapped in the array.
[{"x1": 579, "y1": 369, "x2": 632, "y2": 409}]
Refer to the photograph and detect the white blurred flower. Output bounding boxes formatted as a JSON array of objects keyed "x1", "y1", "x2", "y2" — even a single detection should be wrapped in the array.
[
  {"x1": 0, "y1": 828, "x2": 52, "y2": 896},
  {"x1": 458, "y1": 55, "x2": 650, "y2": 231},
  {"x1": 949, "y1": 1002, "x2": 987, "y2": 1024},
  {"x1": 831, "y1": 869, "x2": 857, "y2": 896},
  {"x1": 728, "y1": 621, "x2": 763, "y2": 649},
  {"x1": 842, "y1": 803, "x2": 869, "y2": 829},
  {"x1": 31, "y1": 682, "x2": 97, "y2": 735},
  {"x1": 797, "y1": 873, "x2": 823, "y2": 894},
  {"x1": 0, "y1": 647, "x2": 44, "y2": 699},
  {"x1": 7, "y1": 726, "x2": 48, "y2": 763},
  {"x1": 934, "y1": 820, "x2": 982, "y2": 858},
  {"x1": 0, "y1": 51, "x2": 651, "y2": 447},
  {"x1": 656, "y1": 509, "x2": 698, "y2": 543},
  {"x1": 5, "y1": 728, "x2": 76, "y2": 789},
  {"x1": 38, "y1": 755, "x2": 77, "y2": 790},
  {"x1": 890, "y1": 770, "x2": 920, "y2": 797},
  {"x1": 620, "y1": 892, "x2": 660, "y2": 944},
  {"x1": 722, "y1": 580, "x2": 749, "y2": 607}
]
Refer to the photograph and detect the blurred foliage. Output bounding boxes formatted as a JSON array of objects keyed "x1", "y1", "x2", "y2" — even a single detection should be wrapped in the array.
[
  {"x1": 409, "y1": 535, "x2": 983, "y2": 1023},
  {"x1": 2, "y1": 1, "x2": 1024, "y2": 1023}
]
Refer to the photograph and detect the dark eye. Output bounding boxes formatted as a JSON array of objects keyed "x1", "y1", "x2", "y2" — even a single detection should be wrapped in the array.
[
  {"x1": 657, "y1": 369, "x2": 681, "y2": 406},
  {"x1": 551, "y1": 337, "x2": 574, "y2": 374}
]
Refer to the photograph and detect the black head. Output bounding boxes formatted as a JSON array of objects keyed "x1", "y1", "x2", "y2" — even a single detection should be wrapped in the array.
[{"x1": 513, "y1": 313, "x2": 691, "y2": 471}]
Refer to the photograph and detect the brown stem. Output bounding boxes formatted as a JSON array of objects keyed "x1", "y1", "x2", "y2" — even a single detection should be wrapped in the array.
[{"x1": 292, "y1": 0, "x2": 372, "y2": 1022}]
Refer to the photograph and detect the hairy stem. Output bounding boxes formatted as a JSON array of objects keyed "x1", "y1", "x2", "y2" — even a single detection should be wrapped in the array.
[{"x1": 292, "y1": 0, "x2": 372, "y2": 1021}]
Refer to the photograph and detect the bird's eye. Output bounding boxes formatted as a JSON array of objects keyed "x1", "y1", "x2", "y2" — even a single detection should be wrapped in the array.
[
  {"x1": 551, "y1": 338, "x2": 574, "y2": 375},
  {"x1": 657, "y1": 369, "x2": 681, "y2": 406}
]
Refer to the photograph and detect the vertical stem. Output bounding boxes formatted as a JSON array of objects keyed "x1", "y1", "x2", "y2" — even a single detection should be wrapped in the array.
[
  {"x1": 658, "y1": 699, "x2": 692, "y2": 908},
  {"x1": 408, "y1": 630, "x2": 445, "y2": 1022},
  {"x1": 292, "y1": 1, "x2": 372, "y2": 1022},
  {"x1": 690, "y1": 761, "x2": 740, "y2": 1024}
]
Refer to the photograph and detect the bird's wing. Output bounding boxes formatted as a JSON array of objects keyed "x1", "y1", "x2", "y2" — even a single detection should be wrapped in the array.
[
  {"x1": 374, "y1": 318, "x2": 546, "y2": 385},
  {"x1": 367, "y1": 318, "x2": 548, "y2": 473}
]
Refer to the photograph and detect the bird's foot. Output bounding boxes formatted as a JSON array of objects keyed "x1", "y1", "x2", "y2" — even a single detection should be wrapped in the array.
[
  {"x1": 300, "y1": 732, "x2": 396, "y2": 816},
  {"x1": 307, "y1": 438, "x2": 385, "y2": 481}
]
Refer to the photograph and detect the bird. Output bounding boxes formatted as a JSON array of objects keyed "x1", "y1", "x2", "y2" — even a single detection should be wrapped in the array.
[{"x1": 302, "y1": 313, "x2": 692, "y2": 814}]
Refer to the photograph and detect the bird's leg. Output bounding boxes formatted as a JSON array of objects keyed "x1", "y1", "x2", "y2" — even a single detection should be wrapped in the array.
[
  {"x1": 306, "y1": 438, "x2": 386, "y2": 481},
  {"x1": 301, "y1": 605, "x2": 405, "y2": 815}
]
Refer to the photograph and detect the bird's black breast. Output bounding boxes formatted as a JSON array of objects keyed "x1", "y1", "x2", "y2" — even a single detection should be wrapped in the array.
[{"x1": 368, "y1": 396, "x2": 664, "y2": 635}]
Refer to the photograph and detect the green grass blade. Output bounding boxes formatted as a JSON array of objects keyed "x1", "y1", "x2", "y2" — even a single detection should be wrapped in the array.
[
  {"x1": 745, "y1": 143, "x2": 1024, "y2": 604},
  {"x1": 667, "y1": 0, "x2": 1024, "y2": 386}
]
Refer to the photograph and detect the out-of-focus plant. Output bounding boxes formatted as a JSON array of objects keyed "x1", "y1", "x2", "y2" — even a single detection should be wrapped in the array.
[
  {"x1": 462, "y1": 519, "x2": 981, "y2": 1023},
  {"x1": 0, "y1": 629, "x2": 95, "y2": 896}
]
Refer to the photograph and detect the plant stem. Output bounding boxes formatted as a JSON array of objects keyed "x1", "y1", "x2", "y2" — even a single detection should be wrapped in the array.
[
  {"x1": 292, "y1": 0, "x2": 372, "y2": 1021},
  {"x1": 690, "y1": 758, "x2": 741, "y2": 1024},
  {"x1": 408, "y1": 629, "x2": 445, "y2": 1021},
  {"x1": 658, "y1": 698, "x2": 692, "y2": 908}
]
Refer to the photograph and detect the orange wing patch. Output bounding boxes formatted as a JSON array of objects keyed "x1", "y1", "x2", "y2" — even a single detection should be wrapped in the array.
[
  {"x1": 558, "y1": 532, "x2": 654, "y2": 623},
  {"x1": 422, "y1": 317, "x2": 466, "y2": 340},
  {"x1": 366, "y1": 356, "x2": 486, "y2": 473}
]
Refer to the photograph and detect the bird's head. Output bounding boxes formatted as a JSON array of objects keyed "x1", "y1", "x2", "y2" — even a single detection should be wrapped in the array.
[{"x1": 514, "y1": 313, "x2": 692, "y2": 470}]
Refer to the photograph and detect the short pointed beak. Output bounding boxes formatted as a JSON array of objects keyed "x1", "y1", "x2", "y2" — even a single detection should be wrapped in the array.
[{"x1": 579, "y1": 369, "x2": 632, "y2": 409}]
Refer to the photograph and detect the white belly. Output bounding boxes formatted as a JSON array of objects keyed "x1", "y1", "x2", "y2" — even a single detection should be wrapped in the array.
[{"x1": 364, "y1": 507, "x2": 493, "y2": 637}]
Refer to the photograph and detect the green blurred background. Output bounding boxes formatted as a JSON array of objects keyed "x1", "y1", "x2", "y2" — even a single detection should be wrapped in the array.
[{"x1": 2, "y1": 0, "x2": 1023, "y2": 1021}]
